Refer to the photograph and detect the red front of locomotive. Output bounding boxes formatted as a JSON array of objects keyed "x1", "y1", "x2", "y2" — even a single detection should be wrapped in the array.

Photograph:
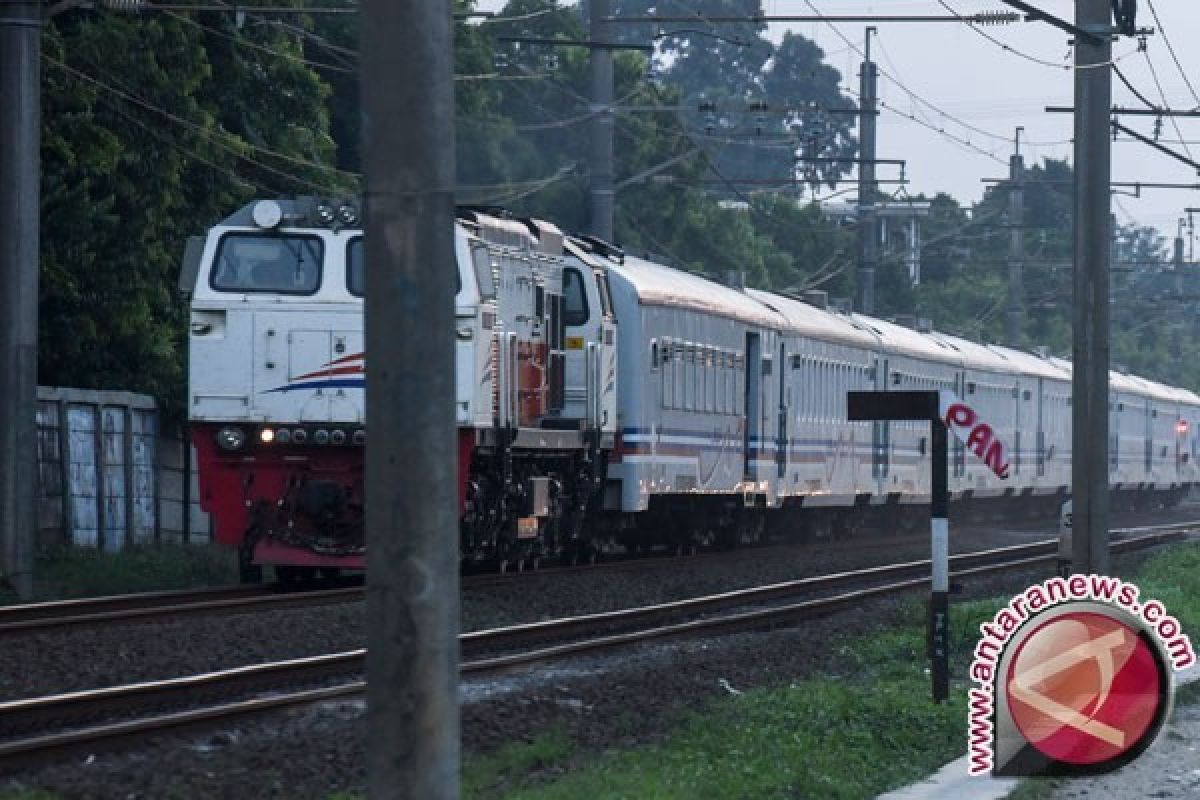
[{"x1": 192, "y1": 421, "x2": 477, "y2": 576}]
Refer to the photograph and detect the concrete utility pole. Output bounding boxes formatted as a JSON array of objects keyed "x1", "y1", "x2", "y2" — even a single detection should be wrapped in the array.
[
  {"x1": 1072, "y1": 0, "x2": 1112, "y2": 576},
  {"x1": 589, "y1": 0, "x2": 615, "y2": 241},
  {"x1": 0, "y1": 0, "x2": 41, "y2": 599},
  {"x1": 857, "y1": 27, "x2": 878, "y2": 315},
  {"x1": 360, "y1": 1, "x2": 459, "y2": 797},
  {"x1": 1006, "y1": 127, "x2": 1025, "y2": 348}
]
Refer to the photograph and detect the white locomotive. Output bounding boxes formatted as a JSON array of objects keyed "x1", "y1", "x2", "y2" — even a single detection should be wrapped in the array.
[{"x1": 182, "y1": 198, "x2": 1200, "y2": 579}]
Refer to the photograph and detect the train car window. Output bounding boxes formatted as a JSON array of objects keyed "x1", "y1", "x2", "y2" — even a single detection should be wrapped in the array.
[
  {"x1": 708, "y1": 349, "x2": 717, "y2": 412},
  {"x1": 666, "y1": 356, "x2": 675, "y2": 409},
  {"x1": 727, "y1": 361, "x2": 735, "y2": 415},
  {"x1": 346, "y1": 236, "x2": 461, "y2": 297},
  {"x1": 717, "y1": 356, "x2": 725, "y2": 415},
  {"x1": 212, "y1": 233, "x2": 323, "y2": 294},
  {"x1": 563, "y1": 268, "x2": 589, "y2": 326}
]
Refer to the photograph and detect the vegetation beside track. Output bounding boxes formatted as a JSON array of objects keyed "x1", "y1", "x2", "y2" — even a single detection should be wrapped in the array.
[
  {"x1": 0, "y1": 543, "x2": 238, "y2": 605},
  {"x1": 464, "y1": 542, "x2": 1200, "y2": 799}
]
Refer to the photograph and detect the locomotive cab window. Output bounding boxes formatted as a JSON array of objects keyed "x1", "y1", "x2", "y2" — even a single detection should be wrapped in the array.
[
  {"x1": 347, "y1": 236, "x2": 461, "y2": 297},
  {"x1": 347, "y1": 238, "x2": 363, "y2": 296},
  {"x1": 563, "y1": 268, "x2": 589, "y2": 326},
  {"x1": 212, "y1": 233, "x2": 323, "y2": 295}
]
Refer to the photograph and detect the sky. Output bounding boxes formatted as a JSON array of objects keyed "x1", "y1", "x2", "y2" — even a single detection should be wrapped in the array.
[{"x1": 477, "y1": 1, "x2": 1200, "y2": 242}]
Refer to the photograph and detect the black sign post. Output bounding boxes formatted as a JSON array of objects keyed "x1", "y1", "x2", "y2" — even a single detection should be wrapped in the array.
[{"x1": 848, "y1": 390, "x2": 950, "y2": 703}]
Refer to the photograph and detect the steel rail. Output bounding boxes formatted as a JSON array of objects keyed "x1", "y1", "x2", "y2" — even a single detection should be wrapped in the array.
[
  {"x1": 0, "y1": 527, "x2": 1186, "y2": 770},
  {"x1": 4, "y1": 520, "x2": 1195, "y2": 638},
  {"x1": 0, "y1": 585, "x2": 364, "y2": 636}
]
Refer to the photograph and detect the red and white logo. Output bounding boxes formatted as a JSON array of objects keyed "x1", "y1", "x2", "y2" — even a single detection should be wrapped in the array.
[
  {"x1": 967, "y1": 578, "x2": 1192, "y2": 777},
  {"x1": 1006, "y1": 611, "x2": 1164, "y2": 766}
]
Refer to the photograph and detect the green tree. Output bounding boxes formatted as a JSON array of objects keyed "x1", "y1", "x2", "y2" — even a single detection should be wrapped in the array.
[{"x1": 40, "y1": 7, "x2": 344, "y2": 418}]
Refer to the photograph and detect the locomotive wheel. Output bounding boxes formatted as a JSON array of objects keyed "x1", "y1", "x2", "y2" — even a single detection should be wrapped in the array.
[
  {"x1": 276, "y1": 566, "x2": 316, "y2": 585},
  {"x1": 238, "y1": 538, "x2": 263, "y2": 584},
  {"x1": 239, "y1": 558, "x2": 264, "y2": 585}
]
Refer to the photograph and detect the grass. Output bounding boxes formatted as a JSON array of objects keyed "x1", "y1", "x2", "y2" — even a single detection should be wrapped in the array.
[
  {"x1": 464, "y1": 730, "x2": 576, "y2": 797},
  {"x1": 462, "y1": 611, "x2": 996, "y2": 800},
  {"x1": 461, "y1": 542, "x2": 1200, "y2": 800},
  {"x1": 1126, "y1": 540, "x2": 1200, "y2": 635},
  {"x1": 0, "y1": 542, "x2": 238, "y2": 605}
]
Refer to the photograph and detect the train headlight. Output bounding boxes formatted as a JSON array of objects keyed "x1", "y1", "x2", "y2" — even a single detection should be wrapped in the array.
[
  {"x1": 1178, "y1": 420, "x2": 1189, "y2": 435},
  {"x1": 275, "y1": 429, "x2": 291, "y2": 445},
  {"x1": 331, "y1": 429, "x2": 346, "y2": 445},
  {"x1": 251, "y1": 199, "x2": 283, "y2": 229},
  {"x1": 291, "y1": 428, "x2": 308, "y2": 444},
  {"x1": 259, "y1": 428, "x2": 275, "y2": 444},
  {"x1": 352, "y1": 429, "x2": 366, "y2": 446},
  {"x1": 337, "y1": 203, "x2": 358, "y2": 226},
  {"x1": 316, "y1": 204, "x2": 335, "y2": 225},
  {"x1": 215, "y1": 426, "x2": 247, "y2": 452},
  {"x1": 314, "y1": 429, "x2": 331, "y2": 445}
]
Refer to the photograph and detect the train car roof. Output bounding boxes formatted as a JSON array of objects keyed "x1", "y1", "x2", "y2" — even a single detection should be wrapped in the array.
[
  {"x1": 926, "y1": 332, "x2": 1016, "y2": 377},
  {"x1": 849, "y1": 314, "x2": 963, "y2": 366},
  {"x1": 604, "y1": 255, "x2": 785, "y2": 328},
  {"x1": 1133, "y1": 376, "x2": 1188, "y2": 404},
  {"x1": 983, "y1": 344, "x2": 1071, "y2": 382},
  {"x1": 744, "y1": 289, "x2": 879, "y2": 349}
]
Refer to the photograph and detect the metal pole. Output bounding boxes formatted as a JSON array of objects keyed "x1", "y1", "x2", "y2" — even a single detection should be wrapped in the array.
[
  {"x1": 589, "y1": 0, "x2": 615, "y2": 241},
  {"x1": 857, "y1": 27, "x2": 878, "y2": 314},
  {"x1": 361, "y1": 1, "x2": 459, "y2": 797},
  {"x1": 930, "y1": 420, "x2": 949, "y2": 703},
  {"x1": 1072, "y1": 0, "x2": 1111, "y2": 576},
  {"x1": 0, "y1": 0, "x2": 41, "y2": 599},
  {"x1": 1006, "y1": 128, "x2": 1025, "y2": 347}
]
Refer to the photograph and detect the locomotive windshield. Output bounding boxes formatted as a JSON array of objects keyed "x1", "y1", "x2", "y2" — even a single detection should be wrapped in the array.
[{"x1": 211, "y1": 233, "x2": 322, "y2": 294}]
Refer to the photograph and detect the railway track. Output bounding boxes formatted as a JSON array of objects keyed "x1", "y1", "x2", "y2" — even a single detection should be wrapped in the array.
[
  {"x1": 0, "y1": 583, "x2": 363, "y2": 636},
  {"x1": 0, "y1": 532, "x2": 960, "y2": 635},
  {"x1": 8, "y1": 515, "x2": 1195, "y2": 637},
  {"x1": 0, "y1": 524, "x2": 1189, "y2": 771}
]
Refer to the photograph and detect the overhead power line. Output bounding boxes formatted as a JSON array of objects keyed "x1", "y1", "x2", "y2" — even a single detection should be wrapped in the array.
[
  {"x1": 46, "y1": 55, "x2": 348, "y2": 192},
  {"x1": 1140, "y1": 47, "x2": 1196, "y2": 163},
  {"x1": 1143, "y1": 0, "x2": 1200, "y2": 109},
  {"x1": 609, "y1": 12, "x2": 1020, "y2": 25},
  {"x1": 802, "y1": 0, "x2": 1070, "y2": 150},
  {"x1": 1112, "y1": 63, "x2": 1160, "y2": 112}
]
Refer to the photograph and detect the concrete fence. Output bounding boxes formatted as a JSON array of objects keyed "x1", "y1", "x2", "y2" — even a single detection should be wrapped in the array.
[{"x1": 34, "y1": 387, "x2": 210, "y2": 551}]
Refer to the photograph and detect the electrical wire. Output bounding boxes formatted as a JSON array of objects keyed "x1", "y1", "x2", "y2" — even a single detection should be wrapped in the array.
[
  {"x1": 93, "y1": 91, "x2": 264, "y2": 194},
  {"x1": 801, "y1": 0, "x2": 1070, "y2": 151},
  {"x1": 1113, "y1": 63, "x2": 1160, "y2": 111},
  {"x1": 839, "y1": 81, "x2": 1008, "y2": 166},
  {"x1": 1140, "y1": 47, "x2": 1195, "y2": 164},
  {"x1": 44, "y1": 55, "x2": 356, "y2": 192},
  {"x1": 166, "y1": 10, "x2": 354, "y2": 74},
  {"x1": 1143, "y1": 0, "x2": 1200, "y2": 110},
  {"x1": 460, "y1": 164, "x2": 581, "y2": 205},
  {"x1": 935, "y1": 0, "x2": 1075, "y2": 72}
]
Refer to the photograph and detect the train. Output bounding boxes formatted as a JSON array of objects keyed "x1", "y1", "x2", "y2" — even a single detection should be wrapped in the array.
[{"x1": 182, "y1": 197, "x2": 1200, "y2": 581}]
